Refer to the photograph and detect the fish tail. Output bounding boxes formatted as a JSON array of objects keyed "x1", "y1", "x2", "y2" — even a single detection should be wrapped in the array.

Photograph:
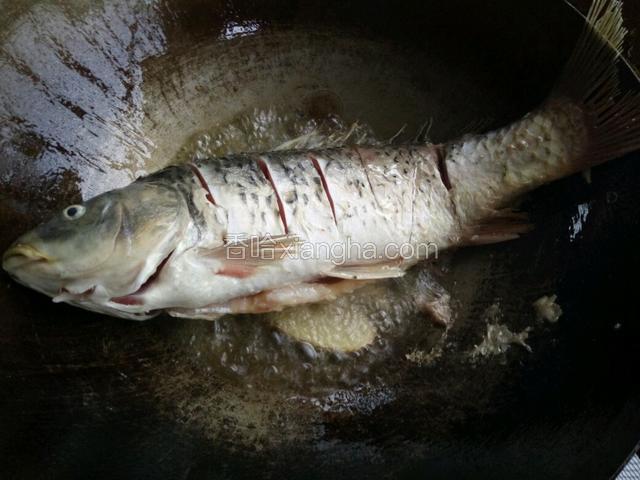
[
  {"x1": 551, "y1": 0, "x2": 640, "y2": 168},
  {"x1": 445, "y1": 0, "x2": 640, "y2": 239}
]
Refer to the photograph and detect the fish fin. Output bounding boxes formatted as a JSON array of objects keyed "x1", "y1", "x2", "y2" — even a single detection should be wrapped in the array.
[
  {"x1": 261, "y1": 279, "x2": 370, "y2": 310},
  {"x1": 167, "y1": 309, "x2": 225, "y2": 321},
  {"x1": 229, "y1": 279, "x2": 370, "y2": 314},
  {"x1": 273, "y1": 121, "x2": 374, "y2": 150},
  {"x1": 553, "y1": 0, "x2": 640, "y2": 166},
  {"x1": 199, "y1": 234, "x2": 301, "y2": 266},
  {"x1": 216, "y1": 264, "x2": 258, "y2": 278},
  {"x1": 326, "y1": 259, "x2": 407, "y2": 280},
  {"x1": 184, "y1": 279, "x2": 369, "y2": 316},
  {"x1": 463, "y1": 209, "x2": 533, "y2": 245}
]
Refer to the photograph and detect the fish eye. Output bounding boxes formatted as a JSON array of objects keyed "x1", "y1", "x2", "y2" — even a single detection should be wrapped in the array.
[{"x1": 63, "y1": 205, "x2": 86, "y2": 220}]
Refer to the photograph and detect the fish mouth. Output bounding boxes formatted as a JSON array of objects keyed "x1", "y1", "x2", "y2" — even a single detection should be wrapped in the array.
[{"x1": 2, "y1": 244, "x2": 53, "y2": 272}]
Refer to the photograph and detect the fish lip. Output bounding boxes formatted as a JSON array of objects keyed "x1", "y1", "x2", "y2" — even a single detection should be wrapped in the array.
[
  {"x1": 53, "y1": 285, "x2": 96, "y2": 303},
  {"x1": 2, "y1": 244, "x2": 53, "y2": 271}
]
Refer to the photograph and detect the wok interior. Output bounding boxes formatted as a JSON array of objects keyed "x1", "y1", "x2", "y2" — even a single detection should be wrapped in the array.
[{"x1": 1, "y1": 0, "x2": 640, "y2": 478}]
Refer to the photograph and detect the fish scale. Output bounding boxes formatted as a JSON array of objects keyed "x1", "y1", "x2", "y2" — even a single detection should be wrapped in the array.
[
  {"x1": 193, "y1": 148, "x2": 453, "y2": 253},
  {"x1": 193, "y1": 155, "x2": 285, "y2": 236},
  {"x1": 313, "y1": 148, "x2": 406, "y2": 251},
  {"x1": 259, "y1": 152, "x2": 340, "y2": 245}
]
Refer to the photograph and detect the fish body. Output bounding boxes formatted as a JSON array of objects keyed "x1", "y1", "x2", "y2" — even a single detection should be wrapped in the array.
[
  {"x1": 3, "y1": 0, "x2": 640, "y2": 321},
  {"x1": 17, "y1": 145, "x2": 451, "y2": 320}
]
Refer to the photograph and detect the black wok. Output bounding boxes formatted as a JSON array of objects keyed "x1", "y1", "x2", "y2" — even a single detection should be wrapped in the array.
[{"x1": 1, "y1": 0, "x2": 639, "y2": 478}]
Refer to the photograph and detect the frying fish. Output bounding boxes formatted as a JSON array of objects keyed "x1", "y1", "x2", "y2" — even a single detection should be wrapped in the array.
[{"x1": 3, "y1": 0, "x2": 640, "y2": 322}]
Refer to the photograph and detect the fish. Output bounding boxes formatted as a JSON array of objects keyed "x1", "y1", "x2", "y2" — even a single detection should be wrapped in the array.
[{"x1": 3, "y1": 0, "x2": 640, "y2": 322}]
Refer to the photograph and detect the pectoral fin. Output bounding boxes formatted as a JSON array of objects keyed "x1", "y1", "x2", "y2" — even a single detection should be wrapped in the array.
[
  {"x1": 326, "y1": 259, "x2": 406, "y2": 280},
  {"x1": 197, "y1": 234, "x2": 302, "y2": 267}
]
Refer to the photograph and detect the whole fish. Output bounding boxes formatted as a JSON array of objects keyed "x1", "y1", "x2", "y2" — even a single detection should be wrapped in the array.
[{"x1": 3, "y1": 0, "x2": 640, "y2": 321}]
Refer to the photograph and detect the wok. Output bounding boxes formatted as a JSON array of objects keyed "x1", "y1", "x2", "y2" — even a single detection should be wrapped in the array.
[{"x1": 1, "y1": 0, "x2": 639, "y2": 478}]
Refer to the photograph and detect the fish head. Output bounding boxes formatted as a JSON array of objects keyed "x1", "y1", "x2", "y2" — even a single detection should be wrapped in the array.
[{"x1": 2, "y1": 180, "x2": 188, "y2": 316}]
